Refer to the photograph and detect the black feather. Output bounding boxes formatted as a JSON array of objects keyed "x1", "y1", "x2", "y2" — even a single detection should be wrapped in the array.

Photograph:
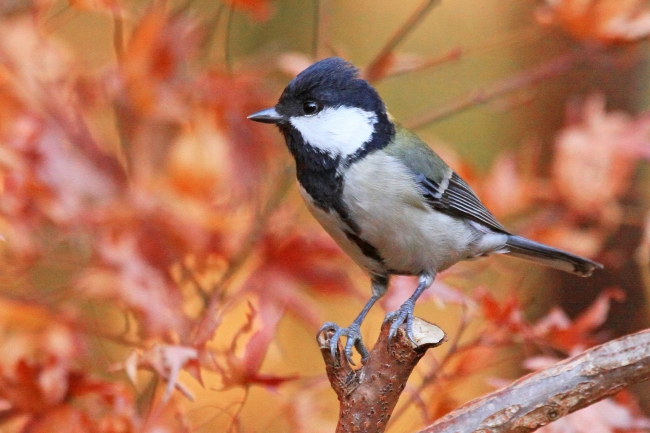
[{"x1": 415, "y1": 172, "x2": 508, "y2": 233}]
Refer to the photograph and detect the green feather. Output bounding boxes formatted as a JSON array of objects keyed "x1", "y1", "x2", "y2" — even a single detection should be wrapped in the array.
[{"x1": 382, "y1": 124, "x2": 452, "y2": 184}]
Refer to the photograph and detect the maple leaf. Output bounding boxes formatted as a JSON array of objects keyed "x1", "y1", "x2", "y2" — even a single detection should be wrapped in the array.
[
  {"x1": 118, "y1": 10, "x2": 202, "y2": 120},
  {"x1": 216, "y1": 302, "x2": 298, "y2": 390},
  {"x1": 536, "y1": 0, "x2": 650, "y2": 43},
  {"x1": 552, "y1": 94, "x2": 650, "y2": 219},
  {"x1": 473, "y1": 287, "x2": 530, "y2": 338},
  {"x1": 240, "y1": 229, "x2": 356, "y2": 329},
  {"x1": 532, "y1": 288, "x2": 626, "y2": 352},
  {"x1": 120, "y1": 344, "x2": 202, "y2": 402}
]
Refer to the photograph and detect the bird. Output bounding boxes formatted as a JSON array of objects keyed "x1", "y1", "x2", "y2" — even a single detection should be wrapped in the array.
[{"x1": 247, "y1": 57, "x2": 603, "y2": 364}]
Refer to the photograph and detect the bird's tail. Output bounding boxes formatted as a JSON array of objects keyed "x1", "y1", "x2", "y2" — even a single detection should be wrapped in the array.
[{"x1": 505, "y1": 235, "x2": 603, "y2": 277}]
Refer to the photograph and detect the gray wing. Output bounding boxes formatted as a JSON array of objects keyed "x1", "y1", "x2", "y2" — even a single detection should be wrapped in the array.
[{"x1": 413, "y1": 171, "x2": 510, "y2": 234}]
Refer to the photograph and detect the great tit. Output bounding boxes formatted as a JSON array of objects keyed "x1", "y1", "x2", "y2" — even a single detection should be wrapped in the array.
[{"x1": 248, "y1": 57, "x2": 603, "y2": 363}]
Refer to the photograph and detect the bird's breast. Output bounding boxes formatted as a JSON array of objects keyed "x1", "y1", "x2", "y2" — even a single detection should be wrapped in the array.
[{"x1": 341, "y1": 152, "x2": 481, "y2": 274}]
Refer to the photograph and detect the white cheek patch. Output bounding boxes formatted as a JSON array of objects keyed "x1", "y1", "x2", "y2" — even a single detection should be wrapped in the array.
[{"x1": 289, "y1": 106, "x2": 377, "y2": 157}]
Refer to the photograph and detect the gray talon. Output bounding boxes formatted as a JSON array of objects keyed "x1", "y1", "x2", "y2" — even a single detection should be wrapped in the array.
[
  {"x1": 384, "y1": 300, "x2": 417, "y2": 348},
  {"x1": 319, "y1": 321, "x2": 368, "y2": 365}
]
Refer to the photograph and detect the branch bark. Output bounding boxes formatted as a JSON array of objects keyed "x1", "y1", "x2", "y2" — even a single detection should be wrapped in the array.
[
  {"x1": 318, "y1": 317, "x2": 447, "y2": 433},
  {"x1": 418, "y1": 329, "x2": 650, "y2": 433}
]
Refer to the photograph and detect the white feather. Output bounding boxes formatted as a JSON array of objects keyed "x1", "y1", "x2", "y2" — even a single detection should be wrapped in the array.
[{"x1": 289, "y1": 106, "x2": 377, "y2": 157}]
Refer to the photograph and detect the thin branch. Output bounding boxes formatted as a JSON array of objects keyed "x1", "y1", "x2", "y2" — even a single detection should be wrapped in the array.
[
  {"x1": 365, "y1": 0, "x2": 442, "y2": 83},
  {"x1": 319, "y1": 317, "x2": 446, "y2": 433},
  {"x1": 417, "y1": 329, "x2": 650, "y2": 433},
  {"x1": 404, "y1": 51, "x2": 579, "y2": 129},
  {"x1": 379, "y1": 26, "x2": 545, "y2": 81},
  {"x1": 112, "y1": 9, "x2": 125, "y2": 61}
]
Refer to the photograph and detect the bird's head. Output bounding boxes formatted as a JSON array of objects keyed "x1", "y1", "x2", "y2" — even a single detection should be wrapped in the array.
[{"x1": 248, "y1": 57, "x2": 394, "y2": 160}]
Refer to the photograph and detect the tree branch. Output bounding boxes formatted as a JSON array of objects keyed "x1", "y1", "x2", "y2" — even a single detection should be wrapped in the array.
[
  {"x1": 403, "y1": 51, "x2": 578, "y2": 129},
  {"x1": 417, "y1": 329, "x2": 650, "y2": 433},
  {"x1": 319, "y1": 317, "x2": 446, "y2": 433},
  {"x1": 365, "y1": 0, "x2": 442, "y2": 83}
]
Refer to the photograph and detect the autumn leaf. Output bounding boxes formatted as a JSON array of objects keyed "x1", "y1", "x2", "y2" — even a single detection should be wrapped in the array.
[
  {"x1": 552, "y1": 94, "x2": 650, "y2": 218},
  {"x1": 473, "y1": 287, "x2": 529, "y2": 337},
  {"x1": 118, "y1": 10, "x2": 202, "y2": 120},
  {"x1": 120, "y1": 344, "x2": 201, "y2": 402},
  {"x1": 216, "y1": 302, "x2": 298, "y2": 390},
  {"x1": 536, "y1": 0, "x2": 650, "y2": 43},
  {"x1": 241, "y1": 230, "x2": 357, "y2": 329},
  {"x1": 533, "y1": 288, "x2": 626, "y2": 352}
]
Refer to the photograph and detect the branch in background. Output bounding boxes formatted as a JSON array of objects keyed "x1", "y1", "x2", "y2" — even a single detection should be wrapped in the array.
[
  {"x1": 112, "y1": 10, "x2": 125, "y2": 61},
  {"x1": 404, "y1": 51, "x2": 578, "y2": 129},
  {"x1": 365, "y1": 0, "x2": 442, "y2": 83},
  {"x1": 379, "y1": 26, "x2": 546, "y2": 81},
  {"x1": 417, "y1": 329, "x2": 650, "y2": 433},
  {"x1": 319, "y1": 317, "x2": 446, "y2": 433}
]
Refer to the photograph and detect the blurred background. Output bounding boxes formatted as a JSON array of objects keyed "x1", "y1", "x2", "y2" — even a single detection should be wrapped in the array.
[{"x1": 1, "y1": 0, "x2": 650, "y2": 432}]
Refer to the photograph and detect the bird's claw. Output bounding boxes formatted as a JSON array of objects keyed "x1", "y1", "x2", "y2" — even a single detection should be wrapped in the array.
[
  {"x1": 319, "y1": 321, "x2": 369, "y2": 365},
  {"x1": 383, "y1": 300, "x2": 416, "y2": 347}
]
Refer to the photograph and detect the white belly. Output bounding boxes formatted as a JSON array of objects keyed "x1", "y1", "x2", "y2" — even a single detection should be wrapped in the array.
[{"x1": 299, "y1": 152, "x2": 507, "y2": 276}]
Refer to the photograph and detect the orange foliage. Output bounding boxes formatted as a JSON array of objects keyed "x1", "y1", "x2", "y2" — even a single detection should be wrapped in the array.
[
  {"x1": 0, "y1": 1, "x2": 648, "y2": 432},
  {"x1": 537, "y1": 0, "x2": 650, "y2": 43}
]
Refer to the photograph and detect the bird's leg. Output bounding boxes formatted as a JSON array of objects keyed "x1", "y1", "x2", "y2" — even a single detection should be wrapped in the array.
[
  {"x1": 384, "y1": 272, "x2": 435, "y2": 344},
  {"x1": 319, "y1": 275, "x2": 389, "y2": 365}
]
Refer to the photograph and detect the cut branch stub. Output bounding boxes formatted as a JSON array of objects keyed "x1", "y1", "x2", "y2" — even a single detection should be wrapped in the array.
[{"x1": 318, "y1": 317, "x2": 446, "y2": 433}]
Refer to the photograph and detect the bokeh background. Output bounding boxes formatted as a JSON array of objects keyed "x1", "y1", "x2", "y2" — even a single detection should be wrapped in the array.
[{"x1": 1, "y1": 0, "x2": 650, "y2": 432}]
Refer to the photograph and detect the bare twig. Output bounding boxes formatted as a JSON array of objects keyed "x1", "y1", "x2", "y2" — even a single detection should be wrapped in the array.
[
  {"x1": 417, "y1": 329, "x2": 650, "y2": 433},
  {"x1": 404, "y1": 51, "x2": 579, "y2": 129},
  {"x1": 112, "y1": 9, "x2": 125, "y2": 61},
  {"x1": 379, "y1": 26, "x2": 546, "y2": 81},
  {"x1": 365, "y1": 0, "x2": 442, "y2": 83},
  {"x1": 319, "y1": 317, "x2": 446, "y2": 433}
]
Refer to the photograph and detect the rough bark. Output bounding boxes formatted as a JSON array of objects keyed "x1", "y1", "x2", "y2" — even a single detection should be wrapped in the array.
[
  {"x1": 318, "y1": 317, "x2": 446, "y2": 433},
  {"x1": 418, "y1": 329, "x2": 650, "y2": 433}
]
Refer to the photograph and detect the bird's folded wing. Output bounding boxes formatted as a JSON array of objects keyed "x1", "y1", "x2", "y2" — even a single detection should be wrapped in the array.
[{"x1": 413, "y1": 171, "x2": 509, "y2": 234}]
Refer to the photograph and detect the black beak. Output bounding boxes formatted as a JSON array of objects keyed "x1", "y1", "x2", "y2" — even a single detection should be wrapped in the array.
[{"x1": 247, "y1": 107, "x2": 284, "y2": 124}]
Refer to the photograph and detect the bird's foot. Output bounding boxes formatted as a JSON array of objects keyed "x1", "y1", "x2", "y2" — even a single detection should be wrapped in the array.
[
  {"x1": 383, "y1": 300, "x2": 417, "y2": 345},
  {"x1": 319, "y1": 321, "x2": 369, "y2": 365}
]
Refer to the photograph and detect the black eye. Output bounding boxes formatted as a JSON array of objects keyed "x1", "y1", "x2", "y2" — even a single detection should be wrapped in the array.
[{"x1": 302, "y1": 101, "x2": 321, "y2": 115}]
